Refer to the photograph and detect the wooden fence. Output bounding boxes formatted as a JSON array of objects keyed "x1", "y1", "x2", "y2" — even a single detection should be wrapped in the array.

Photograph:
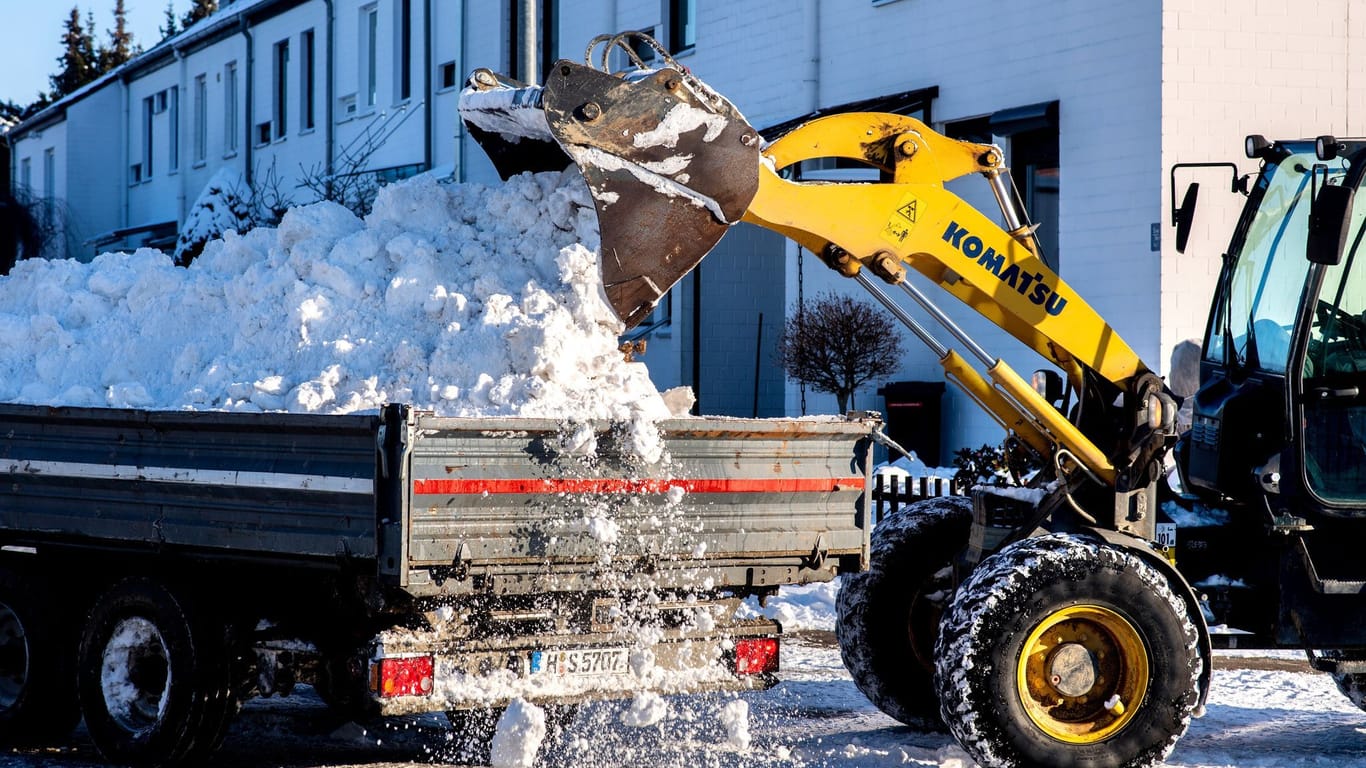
[{"x1": 871, "y1": 473, "x2": 963, "y2": 525}]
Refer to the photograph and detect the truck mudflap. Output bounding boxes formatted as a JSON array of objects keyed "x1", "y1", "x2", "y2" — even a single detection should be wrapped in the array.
[{"x1": 366, "y1": 618, "x2": 780, "y2": 716}]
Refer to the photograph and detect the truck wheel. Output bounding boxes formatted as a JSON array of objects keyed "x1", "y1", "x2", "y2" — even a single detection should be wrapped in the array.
[
  {"x1": 935, "y1": 533, "x2": 1203, "y2": 768},
  {"x1": 77, "y1": 579, "x2": 232, "y2": 767},
  {"x1": 836, "y1": 495, "x2": 971, "y2": 730},
  {"x1": 0, "y1": 567, "x2": 80, "y2": 744}
]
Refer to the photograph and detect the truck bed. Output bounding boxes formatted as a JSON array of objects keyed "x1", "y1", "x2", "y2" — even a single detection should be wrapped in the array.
[{"x1": 0, "y1": 404, "x2": 873, "y2": 595}]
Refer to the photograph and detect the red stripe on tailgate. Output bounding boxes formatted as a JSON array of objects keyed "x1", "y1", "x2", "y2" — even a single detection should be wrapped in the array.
[{"x1": 411, "y1": 476, "x2": 865, "y2": 495}]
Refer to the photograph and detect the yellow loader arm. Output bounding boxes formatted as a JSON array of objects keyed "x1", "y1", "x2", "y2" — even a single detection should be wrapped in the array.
[
  {"x1": 460, "y1": 36, "x2": 1177, "y2": 506},
  {"x1": 748, "y1": 112, "x2": 1156, "y2": 486}
]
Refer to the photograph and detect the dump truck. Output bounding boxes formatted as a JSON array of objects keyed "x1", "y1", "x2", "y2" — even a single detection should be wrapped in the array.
[
  {"x1": 461, "y1": 30, "x2": 1366, "y2": 768},
  {"x1": 0, "y1": 400, "x2": 876, "y2": 765}
]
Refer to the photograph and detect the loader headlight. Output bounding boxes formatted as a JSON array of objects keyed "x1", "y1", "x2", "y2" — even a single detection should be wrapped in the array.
[
  {"x1": 1146, "y1": 391, "x2": 1176, "y2": 432},
  {"x1": 1146, "y1": 393, "x2": 1164, "y2": 430}
]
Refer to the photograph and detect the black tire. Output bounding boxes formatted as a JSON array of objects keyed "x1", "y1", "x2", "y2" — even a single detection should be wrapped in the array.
[
  {"x1": 1322, "y1": 652, "x2": 1366, "y2": 712},
  {"x1": 1332, "y1": 670, "x2": 1366, "y2": 712},
  {"x1": 0, "y1": 566, "x2": 81, "y2": 745},
  {"x1": 836, "y1": 495, "x2": 971, "y2": 729},
  {"x1": 77, "y1": 578, "x2": 234, "y2": 767},
  {"x1": 935, "y1": 533, "x2": 1203, "y2": 768}
]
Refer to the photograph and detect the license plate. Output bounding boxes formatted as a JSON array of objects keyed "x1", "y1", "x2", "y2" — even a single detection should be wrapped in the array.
[
  {"x1": 529, "y1": 647, "x2": 629, "y2": 676},
  {"x1": 1155, "y1": 522, "x2": 1177, "y2": 548}
]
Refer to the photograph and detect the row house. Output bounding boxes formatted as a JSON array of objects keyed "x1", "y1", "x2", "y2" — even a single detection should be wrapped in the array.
[
  {"x1": 11, "y1": 0, "x2": 1364, "y2": 458},
  {"x1": 8, "y1": 0, "x2": 540, "y2": 256}
]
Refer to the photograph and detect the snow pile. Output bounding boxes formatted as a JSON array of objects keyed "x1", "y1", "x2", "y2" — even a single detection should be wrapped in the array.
[{"x1": 0, "y1": 171, "x2": 671, "y2": 435}]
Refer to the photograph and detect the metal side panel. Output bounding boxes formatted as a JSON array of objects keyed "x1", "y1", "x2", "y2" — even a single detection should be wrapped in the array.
[
  {"x1": 404, "y1": 415, "x2": 874, "y2": 596},
  {"x1": 0, "y1": 404, "x2": 380, "y2": 561}
]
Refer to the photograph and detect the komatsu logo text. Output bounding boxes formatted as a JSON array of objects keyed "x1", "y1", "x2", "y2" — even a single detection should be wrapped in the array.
[{"x1": 942, "y1": 221, "x2": 1068, "y2": 317}]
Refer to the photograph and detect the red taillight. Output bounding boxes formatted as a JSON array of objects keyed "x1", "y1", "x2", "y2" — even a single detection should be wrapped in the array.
[
  {"x1": 734, "y1": 637, "x2": 779, "y2": 676},
  {"x1": 373, "y1": 655, "x2": 435, "y2": 697}
]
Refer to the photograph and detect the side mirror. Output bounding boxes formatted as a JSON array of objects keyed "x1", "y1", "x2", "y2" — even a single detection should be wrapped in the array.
[
  {"x1": 1308, "y1": 183, "x2": 1354, "y2": 266},
  {"x1": 1174, "y1": 182, "x2": 1199, "y2": 254}
]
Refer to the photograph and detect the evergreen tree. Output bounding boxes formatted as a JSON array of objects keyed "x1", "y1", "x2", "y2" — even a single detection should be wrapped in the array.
[
  {"x1": 50, "y1": 6, "x2": 99, "y2": 97},
  {"x1": 160, "y1": 0, "x2": 179, "y2": 40},
  {"x1": 181, "y1": 0, "x2": 217, "y2": 29},
  {"x1": 101, "y1": 0, "x2": 135, "y2": 70}
]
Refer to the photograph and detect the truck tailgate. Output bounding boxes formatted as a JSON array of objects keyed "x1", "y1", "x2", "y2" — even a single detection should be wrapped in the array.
[{"x1": 398, "y1": 415, "x2": 873, "y2": 596}]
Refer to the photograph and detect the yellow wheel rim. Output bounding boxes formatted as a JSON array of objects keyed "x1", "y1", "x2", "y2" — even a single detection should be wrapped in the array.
[{"x1": 1015, "y1": 604, "x2": 1149, "y2": 744}]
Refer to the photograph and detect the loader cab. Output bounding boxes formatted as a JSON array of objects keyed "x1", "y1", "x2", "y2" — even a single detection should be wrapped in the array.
[{"x1": 1184, "y1": 137, "x2": 1366, "y2": 520}]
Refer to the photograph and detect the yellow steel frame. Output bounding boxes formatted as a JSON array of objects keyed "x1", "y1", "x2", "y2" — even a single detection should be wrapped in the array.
[{"x1": 745, "y1": 113, "x2": 1148, "y2": 482}]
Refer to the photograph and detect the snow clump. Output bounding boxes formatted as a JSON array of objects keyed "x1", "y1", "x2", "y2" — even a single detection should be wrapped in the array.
[{"x1": 490, "y1": 698, "x2": 547, "y2": 768}]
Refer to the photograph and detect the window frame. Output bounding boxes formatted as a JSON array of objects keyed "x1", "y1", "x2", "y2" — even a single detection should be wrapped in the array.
[{"x1": 273, "y1": 38, "x2": 290, "y2": 140}]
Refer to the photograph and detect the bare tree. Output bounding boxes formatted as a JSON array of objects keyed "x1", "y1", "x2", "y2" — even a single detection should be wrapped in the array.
[
  {"x1": 777, "y1": 292, "x2": 905, "y2": 413},
  {"x1": 295, "y1": 126, "x2": 385, "y2": 218}
]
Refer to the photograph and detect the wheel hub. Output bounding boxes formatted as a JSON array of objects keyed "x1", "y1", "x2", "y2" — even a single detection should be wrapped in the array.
[
  {"x1": 1016, "y1": 604, "x2": 1149, "y2": 744},
  {"x1": 1046, "y1": 642, "x2": 1097, "y2": 698},
  {"x1": 100, "y1": 617, "x2": 171, "y2": 735},
  {"x1": 0, "y1": 603, "x2": 29, "y2": 710}
]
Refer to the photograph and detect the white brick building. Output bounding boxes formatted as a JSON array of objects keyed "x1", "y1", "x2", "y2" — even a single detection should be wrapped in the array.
[{"x1": 9, "y1": 0, "x2": 1364, "y2": 460}]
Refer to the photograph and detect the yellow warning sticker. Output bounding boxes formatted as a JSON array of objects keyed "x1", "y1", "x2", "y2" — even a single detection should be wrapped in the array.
[{"x1": 880, "y1": 193, "x2": 923, "y2": 248}]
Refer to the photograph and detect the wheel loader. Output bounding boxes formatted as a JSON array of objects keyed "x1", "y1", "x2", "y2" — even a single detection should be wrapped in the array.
[{"x1": 461, "y1": 31, "x2": 1366, "y2": 768}]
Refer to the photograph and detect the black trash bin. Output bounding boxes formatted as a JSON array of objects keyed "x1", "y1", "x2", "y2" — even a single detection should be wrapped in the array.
[{"x1": 877, "y1": 381, "x2": 945, "y2": 466}]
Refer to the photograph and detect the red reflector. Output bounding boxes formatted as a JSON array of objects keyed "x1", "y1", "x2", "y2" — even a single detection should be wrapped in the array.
[
  {"x1": 735, "y1": 637, "x2": 779, "y2": 675},
  {"x1": 374, "y1": 655, "x2": 435, "y2": 698}
]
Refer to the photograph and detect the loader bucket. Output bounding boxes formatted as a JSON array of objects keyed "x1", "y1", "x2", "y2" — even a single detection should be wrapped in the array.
[{"x1": 460, "y1": 60, "x2": 761, "y2": 328}]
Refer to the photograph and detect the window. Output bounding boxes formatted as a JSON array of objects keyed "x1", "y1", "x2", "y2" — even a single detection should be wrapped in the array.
[
  {"x1": 273, "y1": 39, "x2": 289, "y2": 139},
  {"x1": 439, "y1": 60, "x2": 457, "y2": 90},
  {"x1": 256, "y1": 121, "x2": 272, "y2": 146},
  {"x1": 19, "y1": 158, "x2": 30, "y2": 190},
  {"x1": 362, "y1": 4, "x2": 378, "y2": 107},
  {"x1": 301, "y1": 29, "x2": 315, "y2": 130},
  {"x1": 128, "y1": 163, "x2": 141, "y2": 185},
  {"x1": 947, "y1": 101, "x2": 1060, "y2": 272},
  {"x1": 143, "y1": 96, "x2": 154, "y2": 177},
  {"x1": 668, "y1": 0, "x2": 695, "y2": 53},
  {"x1": 994, "y1": 110, "x2": 1059, "y2": 272},
  {"x1": 629, "y1": 28, "x2": 657, "y2": 65},
  {"x1": 396, "y1": 0, "x2": 411, "y2": 101},
  {"x1": 193, "y1": 74, "x2": 207, "y2": 163},
  {"x1": 169, "y1": 87, "x2": 179, "y2": 172},
  {"x1": 224, "y1": 61, "x2": 238, "y2": 154},
  {"x1": 42, "y1": 149, "x2": 54, "y2": 227}
]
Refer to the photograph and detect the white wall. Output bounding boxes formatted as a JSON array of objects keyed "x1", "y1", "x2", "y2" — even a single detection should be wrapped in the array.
[
  {"x1": 251, "y1": 2, "x2": 330, "y2": 195},
  {"x1": 11, "y1": 118, "x2": 68, "y2": 258},
  {"x1": 126, "y1": 61, "x2": 183, "y2": 231},
  {"x1": 64, "y1": 82, "x2": 124, "y2": 258},
  {"x1": 180, "y1": 33, "x2": 250, "y2": 218},
  {"x1": 1159, "y1": 0, "x2": 1366, "y2": 371}
]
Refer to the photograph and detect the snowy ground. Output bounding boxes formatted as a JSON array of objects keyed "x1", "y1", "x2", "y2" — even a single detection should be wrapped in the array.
[{"x1": 5, "y1": 581, "x2": 1366, "y2": 768}]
